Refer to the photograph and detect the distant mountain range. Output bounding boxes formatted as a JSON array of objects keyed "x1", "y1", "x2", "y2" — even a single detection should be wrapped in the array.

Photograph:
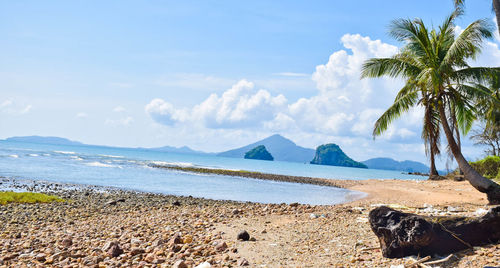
[
  {"x1": 146, "y1": 145, "x2": 210, "y2": 155},
  {"x1": 362, "y1": 157, "x2": 430, "y2": 173},
  {"x1": 5, "y1": 136, "x2": 84, "y2": 146},
  {"x1": 217, "y1": 134, "x2": 315, "y2": 163},
  {"x1": 3, "y1": 135, "x2": 434, "y2": 173},
  {"x1": 3, "y1": 136, "x2": 206, "y2": 155}
]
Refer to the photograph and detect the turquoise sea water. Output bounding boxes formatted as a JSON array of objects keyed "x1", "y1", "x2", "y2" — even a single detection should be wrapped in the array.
[{"x1": 0, "y1": 140, "x2": 425, "y2": 205}]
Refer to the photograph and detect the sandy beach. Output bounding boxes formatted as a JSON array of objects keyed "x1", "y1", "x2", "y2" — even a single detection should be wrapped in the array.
[{"x1": 0, "y1": 177, "x2": 499, "y2": 267}]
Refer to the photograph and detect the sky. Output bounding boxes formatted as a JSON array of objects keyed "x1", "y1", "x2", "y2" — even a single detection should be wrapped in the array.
[{"x1": 1, "y1": 0, "x2": 499, "y2": 169}]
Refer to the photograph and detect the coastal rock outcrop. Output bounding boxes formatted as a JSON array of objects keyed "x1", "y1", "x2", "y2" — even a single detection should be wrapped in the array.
[
  {"x1": 310, "y1": 144, "x2": 367, "y2": 168},
  {"x1": 244, "y1": 145, "x2": 274, "y2": 161}
]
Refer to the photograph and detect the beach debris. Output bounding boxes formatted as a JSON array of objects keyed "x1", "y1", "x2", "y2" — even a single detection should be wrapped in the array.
[
  {"x1": 195, "y1": 262, "x2": 212, "y2": 268},
  {"x1": 237, "y1": 257, "x2": 249, "y2": 266},
  {"x1": 474, "y1": 208, "x2": 489, "y2": 216},
  {"x1": 309, "y1": 213, "x2": 319, "y2": 219},
  {"x1": 356, "y1": 217, "x2": 369, "y2": 223},
  {"x1": 422, "y1": 254, "x2": 454, "y2": 265},
  {"x1": 446, "y1": 206, "x2": 462, "y2": 213},
  {"x1": 369, "y1": 206, "x2": 500, "y2": 258},
  {"x1": 405, "y1": 255, "x2": 431, "y2": 267},
  {"x1": 237, "y1": 230, "x2": 250, "y2": 241}
]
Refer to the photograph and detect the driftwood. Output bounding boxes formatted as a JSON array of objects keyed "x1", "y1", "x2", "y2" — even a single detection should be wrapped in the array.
[{"x1": 369, "y1": 206, "x2": 500, "y2": 258}]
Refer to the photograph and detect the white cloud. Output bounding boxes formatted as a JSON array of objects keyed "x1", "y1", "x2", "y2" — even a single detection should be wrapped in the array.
[
  {"x1": 145, "y1": 34, "x2": 410, "y2": 140},
  {"x1": 0, "y1": 99, "x2": 13, "y2": 108},
  {"x1": 76, "y1": 112, "x2": 88, "y2": 118},
  {"x1": 0, "y1": 99, "x2": 32, "y2": 115},
  {"x1": 144, "y1": 31, "x2": 500, "y2": 165},
  {"x1": 105, "y1": 116, "x2": 134, "y2": 126},
  {"x1": 273, "y1": 72, "x2": 309, "y2": 77},
  {"x1": 147, "y1": 79, "x2": 288, "y2": 129},
  {"x1": 145, "y1": 99, "x2": 189, "y2": 125},
  {"x1": 113, "y1": 106, "x2": 126, "y2": 113},
  {"x1": 19, "y1": 105, "x2": 32, "y2": 114}
]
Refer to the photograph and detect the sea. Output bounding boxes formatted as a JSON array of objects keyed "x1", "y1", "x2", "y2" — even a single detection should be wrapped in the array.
[{"x1": 0, "y1": 140, "x2": 426, "y2": 205}]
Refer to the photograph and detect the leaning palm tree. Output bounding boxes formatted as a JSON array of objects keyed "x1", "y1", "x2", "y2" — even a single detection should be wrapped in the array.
[{"x1": 361, "y1": 11, "x2": 500, "y2": 204}]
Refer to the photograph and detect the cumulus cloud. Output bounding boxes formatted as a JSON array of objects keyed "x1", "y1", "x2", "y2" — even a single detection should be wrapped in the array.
[
  {"x1": 146, "y1": 80, "x2": 288, "y2": 129},
  {"x1": 145, "y1": 32, "x2": 500, "y2": 147}
]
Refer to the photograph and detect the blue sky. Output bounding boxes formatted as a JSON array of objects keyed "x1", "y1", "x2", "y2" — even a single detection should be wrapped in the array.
[{"x1": 1, "y1": 0, "x2": 499, "y2": 168}]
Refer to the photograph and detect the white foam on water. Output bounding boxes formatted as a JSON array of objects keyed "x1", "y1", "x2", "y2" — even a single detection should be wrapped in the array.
[
  {"x1": 54, "y1": 151, "x2": 76, "y2": 155},
  {"x1": 98, "y1": 154, "x2": 124, "y2": 158},
  {"x1": 9, "y1": 154, "x2": 19, "y2": 158},
  {"x1": 85, "y1": 161, "x2": 115, "y2": 168},
  {"x1": 28, "y1": 154, "x2": 39, "y2": 157},
  {"x1": 70, "y1": 156, "x2": 83, "y2": 161},
  {"x1": 150, "y1": 161, "x2": 195, "y2": 168}
]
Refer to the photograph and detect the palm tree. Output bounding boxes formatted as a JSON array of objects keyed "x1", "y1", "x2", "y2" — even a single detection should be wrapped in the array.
[
  {"x1": 422, "y1": 93, "x2": 441, "y2": 178},
  {"x1": 361, "y1": 11, "x2": 500, "y2": 204},
  {"x1": 454, "y1": 0, "x2": 500, "y2": 36}
]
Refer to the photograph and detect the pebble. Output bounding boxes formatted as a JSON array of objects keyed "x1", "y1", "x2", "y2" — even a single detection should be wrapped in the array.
[
  {"x1": 173, "y1": 260, "x2": 188, "y2": 268},
  {"x1": 237, "y1": 257, "x2": 249, "y2": 266},
  {"x1": 237, "y1": 230, "x2": 250, "y2": 241},
  {"x1": 1, "y1": 177, "x2": 498, "y2": 267},
  {"x1": 195, "y1": 261, "x2": 211, "y2": 268}
]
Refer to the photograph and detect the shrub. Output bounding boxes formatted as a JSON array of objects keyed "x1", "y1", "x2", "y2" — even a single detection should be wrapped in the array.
[
  {"x1": 0, "y1": 191, "x2": 64, "y2": 205},
  {"x1": 470, "y1": 156, "x2": 500, "y2": 180}
]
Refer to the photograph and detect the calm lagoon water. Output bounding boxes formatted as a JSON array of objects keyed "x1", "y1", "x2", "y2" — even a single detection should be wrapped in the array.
[{"x1": 0, "y1": 140, "x2": 425, "y2": 205}]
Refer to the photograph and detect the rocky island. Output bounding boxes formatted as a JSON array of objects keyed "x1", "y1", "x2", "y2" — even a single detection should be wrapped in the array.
[
  {"x1": 310, "y1": 144, "x2": 367, "y2": 168},
  {"x1": 244, "y1": 145, "x2": 274, "y2": 161}
]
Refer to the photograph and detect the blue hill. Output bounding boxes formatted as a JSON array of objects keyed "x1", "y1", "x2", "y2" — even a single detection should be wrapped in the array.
[
  {"x1": 362, "y1": 157, "x2": 430, "y2": 173},
  {"x1": 217, "y1": 134, "x2": 315, "y2": 163},
  {"x1": 5, "y1": 136, "x2": 83, "y2": 146}
]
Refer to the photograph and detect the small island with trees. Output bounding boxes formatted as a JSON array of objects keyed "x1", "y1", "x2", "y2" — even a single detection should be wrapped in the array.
[
  {"x1": 244, "y1": 145, "x2": 274, "y2": 161},
  {"x1": 310, "y1": 144, "x2": 367, "y2": 168}
]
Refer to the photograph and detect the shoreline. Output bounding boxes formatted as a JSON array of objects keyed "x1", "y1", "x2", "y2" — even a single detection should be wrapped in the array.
[
  {"x1": 148, "y1": 163, "x2": 362, "y2": 189},
  {"x1": 1, "y1": 178, "x2": 499, "y2": 267}
]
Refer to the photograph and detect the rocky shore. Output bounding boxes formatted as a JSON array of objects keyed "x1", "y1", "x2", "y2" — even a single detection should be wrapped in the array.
[
  {"x1": 0, "y1": 177, "x2": 499, "y2": 267},
  {"x1": 148, "y1": 163, "x2": 359, "y2": 188}
]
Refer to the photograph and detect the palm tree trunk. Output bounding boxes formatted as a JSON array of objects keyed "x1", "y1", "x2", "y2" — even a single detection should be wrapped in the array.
[
  {"x1": 438, "y1": 103, "x2": 500, "y2": 204},
  {"x1": 494, "y1": 0, "x2": 500, "y2": 36},
  {"x1": 429, "y1": 149, "x2": 438, "y2": 179}
]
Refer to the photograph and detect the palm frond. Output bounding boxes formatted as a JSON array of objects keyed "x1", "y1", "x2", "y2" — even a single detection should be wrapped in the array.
[
  {"x1": 373, "y1": 88, "x2": 419, "y2": 137},
  {"x1": 442, "y1": 19, "x2": 494, "y2": 67},
  {"x1": 360, "y1": 57, "x2": 420, "y2": 79}
]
